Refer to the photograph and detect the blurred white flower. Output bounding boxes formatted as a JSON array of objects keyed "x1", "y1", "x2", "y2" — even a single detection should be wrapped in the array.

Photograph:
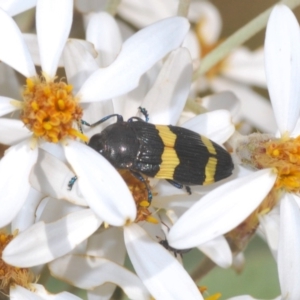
[{"x1": 111, "y1": 0, "x2": 277, "y2": 133}]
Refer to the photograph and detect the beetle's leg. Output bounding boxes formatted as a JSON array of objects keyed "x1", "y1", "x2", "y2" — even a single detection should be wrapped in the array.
[
  {"x1": 185, "y1": 186, "x2": 192, "y2": 195},
  {"x1": 81, "y1": 114, "x2": 124, "y2": 128},
  {"x1": 68, "y1": 175, "x2": 77, "y2": 190},
  {"x1": 138, "y1": 106, "x2": 149, "y2": 122},
  {"x1": 130, "y1": 170, "x2": 153, "y2": 203},
  {"x1": 166, "y1": 179, "x2": 192, "y2": 195},
  {"x1": 166, "y1": 179, "x2": 183, "y2": 189}
]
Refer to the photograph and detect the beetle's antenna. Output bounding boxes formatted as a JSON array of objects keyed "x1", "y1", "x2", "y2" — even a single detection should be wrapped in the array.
[
  {"x1": 81, "y1": 114, "x2": 124, "y2": 128},
  {"x1": 138, "y1": 107, "x2": 149, "y2": 122}
]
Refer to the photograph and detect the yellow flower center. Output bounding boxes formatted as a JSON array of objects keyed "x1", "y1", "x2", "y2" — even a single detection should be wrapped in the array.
[
  {"x1": 118, "y1": 169, "x2": 158, "y2": 224},
  {"x1": 0, "y1": 232, "x2": 34, "y2": 295},
  {"x1": 237, "y1": 133, "x2": 300, "y2": 193},
  {"x1": 20, "y1": 77, "x2": 88, "y2": 143},
  {"x1": 230, "y1": 133, "x2": 300, "y2": 251}
]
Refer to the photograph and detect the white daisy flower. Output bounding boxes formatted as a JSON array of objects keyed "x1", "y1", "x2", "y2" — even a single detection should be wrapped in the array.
[
  {"x1": 2, "y1": 26, "x2": 236, "y2": 298},
  {"x1": 0, "y1": 1, "x2": 190, "y2": 227}
]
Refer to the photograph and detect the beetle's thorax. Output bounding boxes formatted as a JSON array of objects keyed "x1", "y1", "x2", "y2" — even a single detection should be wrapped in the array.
[{"x1": 88, "y1": 122, "x2": 140, "y2": 168}]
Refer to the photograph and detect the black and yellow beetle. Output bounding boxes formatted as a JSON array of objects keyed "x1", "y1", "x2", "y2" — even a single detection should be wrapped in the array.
[{"x1": 77, "y1": 107, "x2": 234, "y2": 201}]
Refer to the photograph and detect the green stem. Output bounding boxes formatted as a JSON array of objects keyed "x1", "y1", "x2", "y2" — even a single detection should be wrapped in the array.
[
  {"x1": 177, "y1": 0, "x2": 191, "y2": 17},
  {"x1": 193, "y1": 0, "x2": 300, "y2": 80},
  {"x1": 105, "y1": 0, "x2": 121, "y2": 16},
  {"x1": 191, "y1": 256, "x2": 216, "y2": 282}
]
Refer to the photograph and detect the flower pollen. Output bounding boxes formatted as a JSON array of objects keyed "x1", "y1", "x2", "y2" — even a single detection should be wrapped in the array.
[
  {"x1": 21, "y1": 77, "x2": 87, "y2": 143},
  {"x1": 198, "y1": 286, "x2": 222, "y2": 300},
  {"x1": 236, "y1": 133, "x2": 300, "y2": 193},
  {"x1": 0, "y1": 232, "x2": 34, "y2": 295},
  {"x1": 118, "y1": 170, "x2": 158, "y2": 224}
]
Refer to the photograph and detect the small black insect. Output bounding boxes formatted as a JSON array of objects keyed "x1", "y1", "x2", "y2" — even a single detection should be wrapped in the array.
[
  {"x1": 69, "y1": 107, "x2": 233, "y2": 201},
  {"x1": 158, "y1": 237, "x2": 191, "y2": 258},
  {"x1": 157, "y1": 220, "x2": 191, "y2": 258}
]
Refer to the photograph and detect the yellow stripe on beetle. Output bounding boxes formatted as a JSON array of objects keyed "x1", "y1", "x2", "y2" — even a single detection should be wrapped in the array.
[
  {"x1": 155, "y1": 125, "x2": 177, "y2": 147},
  {"x1": 155, "y1": 125, "x2": 179, "y2": 179},
  {"x1": 203, "y1": 157, "x2": 217, "y2": 185},
  {"x1": 201, "y1": 135, "x2": 217, "y2": 155}
]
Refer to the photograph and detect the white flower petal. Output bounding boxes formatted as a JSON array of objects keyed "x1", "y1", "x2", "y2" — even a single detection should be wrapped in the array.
[
  {"x1": 168, "y1": 169, "x2": 276, "y2": 248},
  {"x1": 265, "y1": 4, "x2": 300, "y2": 134},
  {"x1": 33, "y1": 283, "x2": 82, "y2": 299},
  {"x1": 30, "y1": 149, "x2": 87, "y2": 206},
  {"x1": 49, "y1": 254, "x2": 150, "y2": 300},
  {"x1": 0, "y1": 140, "x2": 38, "y2": 227},
  {"x1": 78, "y1": 17, "x2": 190, "y2": 102},
  {"x1": 12, "y1": 188, "x2": 44, "y2": 232},
  {"x1": 23, "y1": 33, "x2": 41, "y2": 66},
  {"x1": 117, "y1": 0, "x2": 176, "y2": 28},
  {"x1": 88, "y1": 284, "x2": 119, "y2": 300},
  {"x1": 86, "y1": 228, "x2": 126, "y2": 264},
  {"x1": 112, "y1": 64, "x2": 160, "y2": 120},
  {"x1": 0, "y1": 8, "x2": 35, "y2": 77},
  {"x1": 278, "y1": 194, "x2": 300, "y2": 299},
  {"x1": 82, "y1": 100, "x2": 115, "y2": 138},
  {"x1": 140, "y1": 48, "x2": 192, "y2": 125},
  {"x1": 211, "y1": 77, "x2": 277, "y2": 133},
  {"x1": 3, "y1": 209, "x2": 101, "y2": 267},
  {"x1": 24, "y1": 33, "x2": 67, "y2": 68},
  {"x1": 0, "y1": 96, "x2": 20, "y2": 116},
  {"x1": 74, "y1": 0, "x2": 105, "y2": 14},
  {"x1": 188, "y1": 0, "x2": 221, "y2": 45},
  {"x1": 63, "y1": 39, "x2": 99, "y2": 93},
  {"x1": 232, "y1": 252, "x2": 245, "y2": 273},
  {"x1": 182, "y1": 110, "x2": 234, "y2": 144},
  {"x1": 36, "y1": 197, "x2": 84, "y2": 223},
  {"x1": 0, "y1": 0, "x2": 37, "y2": 16},
  {"x1": 64, "y1": 140, "x2": 136, "y2": 226},
  {"x1": 291, "y1": 117, "x2": 300, "y2": 137},
  {"x1": 0, "y1": 62, "x2": 21, "y2": 99},
  {"x1": 40, "y1": 142, "x2": 67, "y2": 162},
  {"x1": 198, "y1": 235, "x2": 232, "y2": 268},
  {"x1": 10, "y1": 285, "x2": 43, "y2": 300},
  {"x1": 86, "y1": 12, "x2": 122, "y2": 67},
  {"x1": 36, "y1": 0, "x2": 73, "y2": 78},
  {"x1": 152, "y1": 185, "x2": 199, "y2": 205},
  {"x1": 0, "y1": 119, "x2": 31, "y2": 145},
  {"x1": 259, "y1": 209, "x2": 280, "y2": 260},
  {"x1": 182, "y1": 30, "x2": 200, "y2": 61},
  {"x1": 223, "y1": 47, "x2": 266, "y2": 88},
  {"x1": 124, "y1": 223, "x2": 203, "y2": 300},
  {"x1": 202, "y1": 91, "x2": 241, "y2": 120}
]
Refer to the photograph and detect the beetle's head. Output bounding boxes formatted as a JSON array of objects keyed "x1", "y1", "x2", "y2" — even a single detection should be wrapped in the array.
[{"x1": 88, "y1": 133, "x2": 106, "y2": 155}]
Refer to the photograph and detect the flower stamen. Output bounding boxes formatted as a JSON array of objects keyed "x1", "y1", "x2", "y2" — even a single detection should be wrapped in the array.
[
  {"x1": 21, "y1": 76, "x2": 87, "y2": 143},
  {"x1": 0, "y1": 232, "x2": 34, "y2": 295}
]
